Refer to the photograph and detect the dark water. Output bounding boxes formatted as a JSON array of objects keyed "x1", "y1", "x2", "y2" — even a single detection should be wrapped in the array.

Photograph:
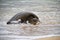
[{"x1": 0, "y1": 0, "x2": 60, "y2": 40}]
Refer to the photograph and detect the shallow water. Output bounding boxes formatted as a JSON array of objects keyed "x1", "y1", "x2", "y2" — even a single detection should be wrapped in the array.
[{"x1": 0, "y1": 0, "x2": 60, "y2": 40}]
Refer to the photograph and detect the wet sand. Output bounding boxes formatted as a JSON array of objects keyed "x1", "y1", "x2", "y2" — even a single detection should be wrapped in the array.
[{"x1": 34, "y1": 36, "x2": 60, "y2": 40}]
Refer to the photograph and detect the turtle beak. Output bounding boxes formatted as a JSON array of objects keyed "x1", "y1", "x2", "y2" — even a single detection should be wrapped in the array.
[{"x1": 36, "y1": 20, "x2": 41, "y2": 25}]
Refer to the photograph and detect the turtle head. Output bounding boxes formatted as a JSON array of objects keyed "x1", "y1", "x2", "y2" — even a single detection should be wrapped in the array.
[{"x1": 29, "y1": 18, "x2": 40, "y2": 25}]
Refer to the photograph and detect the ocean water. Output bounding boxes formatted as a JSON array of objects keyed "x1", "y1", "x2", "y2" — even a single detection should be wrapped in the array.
[{"x1": 0, "y1": 0, "x2": 60, "y2": 40}]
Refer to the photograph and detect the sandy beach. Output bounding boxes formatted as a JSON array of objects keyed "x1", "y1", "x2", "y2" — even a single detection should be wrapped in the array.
[{"x1": 34, "y1": 36, "x2": 60, "y2": 40}]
